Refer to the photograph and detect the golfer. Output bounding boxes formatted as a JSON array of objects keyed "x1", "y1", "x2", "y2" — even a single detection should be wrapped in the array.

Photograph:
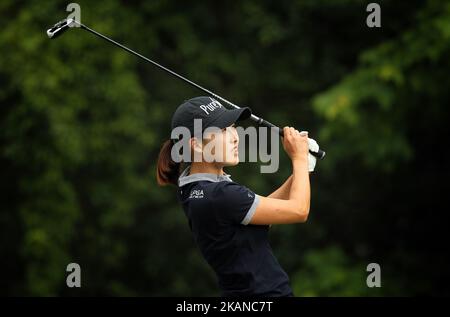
[{"x1": 157, "y1": 96, "x2": 311, "y2": 297}]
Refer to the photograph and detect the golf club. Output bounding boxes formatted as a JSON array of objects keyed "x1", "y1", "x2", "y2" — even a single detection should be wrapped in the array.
[{"x1": 47, "y1": 18, "x2": 326, "y2": 159}]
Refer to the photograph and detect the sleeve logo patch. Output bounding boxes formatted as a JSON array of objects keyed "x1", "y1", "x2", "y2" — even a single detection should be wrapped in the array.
[{"x1": 189, "y1": 189, "x2": 204, "y2": 199}]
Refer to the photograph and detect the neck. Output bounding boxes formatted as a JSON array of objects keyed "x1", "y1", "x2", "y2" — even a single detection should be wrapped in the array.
[{"x1": 189, "y1": 162, "x2": 224, "y2": 176}]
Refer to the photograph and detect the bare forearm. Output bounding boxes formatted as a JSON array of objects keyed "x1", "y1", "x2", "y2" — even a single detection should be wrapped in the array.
[
  {"x1": 289, "y1": 159, "x2": 310, "y2": 214},
  {"x1": 268, "y1": 175, "x2": 293, "y2": 199}
]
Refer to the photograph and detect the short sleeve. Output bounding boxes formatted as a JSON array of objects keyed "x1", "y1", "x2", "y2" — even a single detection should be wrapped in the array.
[{"x1": 213, "y1": 182, "x2": 260, "y2": 225}]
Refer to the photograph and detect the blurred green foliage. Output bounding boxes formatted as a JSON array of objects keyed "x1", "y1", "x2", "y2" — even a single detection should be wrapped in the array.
[
  {"x1": 292, "y1": 247, "x2": 383, "y2": 296},
  {"x1": 1, "y1": 0, "x2": 448, "y2": 296}
]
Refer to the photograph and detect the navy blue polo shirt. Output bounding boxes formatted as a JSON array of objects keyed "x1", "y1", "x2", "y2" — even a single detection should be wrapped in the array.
[{"x1": 177, "y1": 166, "x2": 293, "y2": 297}]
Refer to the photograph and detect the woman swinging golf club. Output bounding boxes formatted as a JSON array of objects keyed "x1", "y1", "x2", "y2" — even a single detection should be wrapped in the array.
[{"x1": 157, "y1": 96, "x2": 311, "y2": 297}]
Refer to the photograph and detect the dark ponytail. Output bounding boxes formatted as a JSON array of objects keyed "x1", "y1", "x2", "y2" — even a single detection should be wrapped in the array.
[{"x1": 156, "y1": 139, "x2": 181, "y2": 186}]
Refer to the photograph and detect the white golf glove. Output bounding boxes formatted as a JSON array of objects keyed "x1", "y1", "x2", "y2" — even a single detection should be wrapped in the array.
[{"x1": 307, "y1": 136, "x2": 320, "y2": 172}]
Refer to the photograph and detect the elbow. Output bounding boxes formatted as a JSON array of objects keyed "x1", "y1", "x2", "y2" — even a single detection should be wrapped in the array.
[
  {"x1": 297, "y1": 205, "x2": 310, "y2": 223},
  {"x1": 287, "y1": 200, "x2": 310, "y2": 223}
]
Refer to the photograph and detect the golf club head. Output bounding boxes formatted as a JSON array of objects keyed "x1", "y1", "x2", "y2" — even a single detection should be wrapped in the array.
[{"x1": 46, "y1": 18, "x2": 75, "y2": 39}]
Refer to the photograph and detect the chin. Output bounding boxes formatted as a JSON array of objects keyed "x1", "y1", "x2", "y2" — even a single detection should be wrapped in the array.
[{"x1": 223, "y1": 158, "x2": 239, "y2": 166}]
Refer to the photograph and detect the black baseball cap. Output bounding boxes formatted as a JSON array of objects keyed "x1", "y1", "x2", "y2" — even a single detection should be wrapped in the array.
[{"x1": 171, "y1": 96, "x2": 252, "y2": 139}]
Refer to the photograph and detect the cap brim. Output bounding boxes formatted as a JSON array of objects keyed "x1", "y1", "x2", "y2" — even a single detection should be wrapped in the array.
[{"x1": 210, "y1": 107, "x2": 252, "y2": 130}]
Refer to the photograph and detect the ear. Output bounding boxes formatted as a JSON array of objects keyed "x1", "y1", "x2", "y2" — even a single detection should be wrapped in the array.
[
  {"x1": 190, "y1": 137, "x2": 202, "y2": 153},
  {"x1": 190, "y1": 137, "x2": 204, "y2": 162}
]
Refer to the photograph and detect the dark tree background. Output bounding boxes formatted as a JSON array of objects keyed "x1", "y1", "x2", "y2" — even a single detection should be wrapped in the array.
[{"x1": 1, "y1": 0, "x2": 448, "y2": 296}]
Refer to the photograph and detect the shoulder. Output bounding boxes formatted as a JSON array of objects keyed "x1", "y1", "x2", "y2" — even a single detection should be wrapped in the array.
[
  {"x1": 211, "y1": 181, "x2": 259, "y2": 225},
  {"x1": 211, "y1": 180, "x2": 252, "y2": 193},
  {"x1": 179, "y1": 181, "x2": 229, "y2": 205},
  {"x1": 180, "y1": 180, "x2": 259, "y2": 225},
  {"x1": 180, "y1": 180, "x2": 255, "y2": 200},
  {"x1": 211, "y1": 181, "x2": 255, "y2": 200}
]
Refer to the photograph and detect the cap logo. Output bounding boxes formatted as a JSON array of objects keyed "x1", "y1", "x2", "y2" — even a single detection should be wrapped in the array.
[{"x1": 199, "y1": 98, "x2": 223, "y2": 115}]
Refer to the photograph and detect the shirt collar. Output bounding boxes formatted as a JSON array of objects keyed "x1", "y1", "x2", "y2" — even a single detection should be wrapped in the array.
[{"x1": 178, "y1": 165, "x2": 233, "y2": 187}]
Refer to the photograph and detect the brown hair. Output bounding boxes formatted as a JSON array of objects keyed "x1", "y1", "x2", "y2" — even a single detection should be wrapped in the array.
[{"x1": 156, "y1": 139, "x2": 181, "y2": 186}]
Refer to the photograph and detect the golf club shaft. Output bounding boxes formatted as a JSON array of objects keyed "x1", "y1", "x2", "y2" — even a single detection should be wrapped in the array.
[{"x1": 49, "y1": 19, "x2": 325, "y2": 159}]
